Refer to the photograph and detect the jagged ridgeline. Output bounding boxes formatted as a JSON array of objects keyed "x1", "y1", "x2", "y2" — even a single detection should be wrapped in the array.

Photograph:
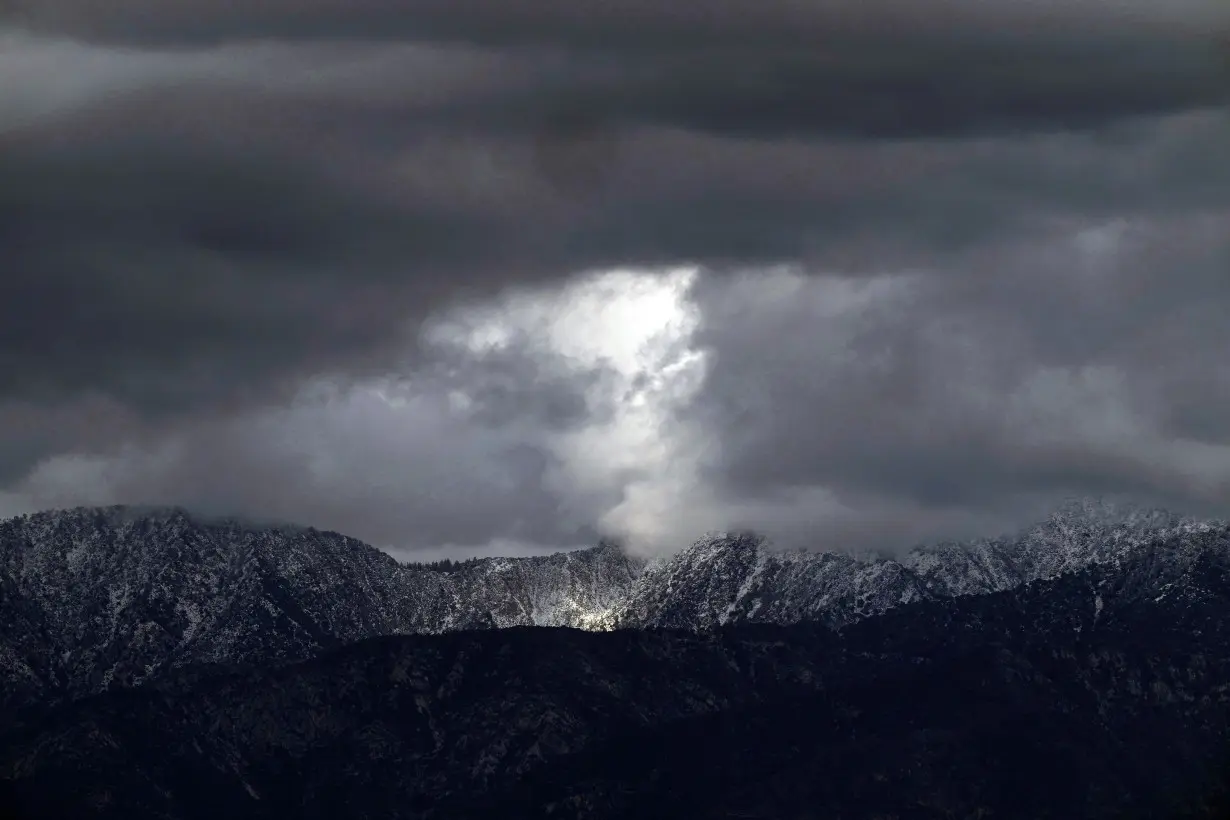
[
  {"x1": 0, "y1": 500, "x2": 1222, "y2": 714},
  {"x1": 3, "y1": 501, "x2": 1230, "y2": 818},
  {"x1": 4, "y1": 538, "x2": 1230, "y2": 819},
  {"x1": 0, "y1": 506, "x2": 643, "y2": 715}
]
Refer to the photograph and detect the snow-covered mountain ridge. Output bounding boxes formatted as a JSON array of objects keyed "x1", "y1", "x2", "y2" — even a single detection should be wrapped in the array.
[
  {"x1": 0, "y1": 498, "x2": 1223, "y2": 713},
  {"x1": 0, "y1": 506, "x2": 642, "y2": 713},
  {"x1": 8, "y1": 533, "x2": 1230, "y2": 820},
  {"x1": 603, "y1": 498, "x2": 1224, "y2": 630}
]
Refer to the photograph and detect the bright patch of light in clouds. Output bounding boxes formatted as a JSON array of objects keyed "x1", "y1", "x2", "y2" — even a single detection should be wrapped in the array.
[
  {"x1": 422, "y1": 266, "x2": 711, "y2": 554},
  {"x1": 423, "y1": 266, "x2": 701, "y2": 374}
]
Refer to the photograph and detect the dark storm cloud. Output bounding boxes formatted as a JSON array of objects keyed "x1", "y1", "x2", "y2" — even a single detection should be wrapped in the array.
[
  {"x1": 550, "y1": 40, "x2": 1229, "y2": 141},
  {"x1": 6, "y1": 0, "x2": 1228, "y2": 141},
  {"x1": 2, "y1": 41, "x2": 1228, "y2": 477},
  {"x1": 0, "y1": 129, "x2": 465, "y2": 407},
  {"x1": 10, "y1": 0, "x2": 1223, "y2": 47},
  {"x1": 1, "y1": 0, "x2": 1229, "y2": 553}
]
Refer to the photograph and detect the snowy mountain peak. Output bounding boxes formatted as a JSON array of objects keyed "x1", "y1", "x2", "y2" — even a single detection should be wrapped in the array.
[
  {"x1": 0, "y1": 506, "x2": 645, "y2": 714},
  {"x1": 2, "y1": 498, "x2": 1227, "y2": 718},
  {"x1": 685, "y1": 531, "x2": 765, "y2": 553},
  {"x1": 1040, "y1": 495, "x2": 1223, "y2": 536},
  {"x1": 606, "y1": 498, "x2": 1230, "y2": 631}
]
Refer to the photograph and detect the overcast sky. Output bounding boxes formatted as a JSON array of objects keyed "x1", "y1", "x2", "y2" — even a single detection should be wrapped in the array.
[{"x1": 1, "y1": 1, "x2": 1228, "y2": 558}]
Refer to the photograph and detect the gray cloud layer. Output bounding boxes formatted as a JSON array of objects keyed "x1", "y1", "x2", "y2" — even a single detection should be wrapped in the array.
[
  {"x1": 689, "y1": 209, "x2": 1230, "y2": 544},
  {"x1": 10, "y1": 0, "x2": 1225, "y2": 46},
  {"x1": 1, "y1": 1, "x2": 1229, "y2": 554}
]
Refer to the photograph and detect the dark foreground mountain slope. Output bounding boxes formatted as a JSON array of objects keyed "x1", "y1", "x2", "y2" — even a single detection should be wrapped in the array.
[{"x1": 4, "y1": 532, "x2": 1230, "y2": 820}]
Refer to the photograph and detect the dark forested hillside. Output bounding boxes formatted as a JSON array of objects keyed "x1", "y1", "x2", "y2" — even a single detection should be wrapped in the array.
[{"x1": 4, "y1": 529, "x2": 1230, "y2": 820}]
